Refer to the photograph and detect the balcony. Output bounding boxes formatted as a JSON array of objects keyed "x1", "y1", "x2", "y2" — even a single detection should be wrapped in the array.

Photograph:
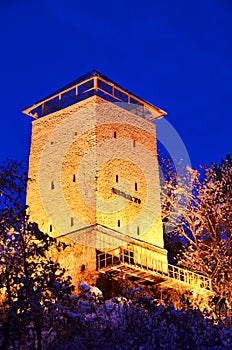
[
  {"x1": 22, "y1": 70, "x2": 166, "y2": 121},
  {"x1": 97, "y1": 247, "x2": 212, "y2": 294},
  {"x1": 61, "y1": 223, "x2": 212, "y2": 294}
]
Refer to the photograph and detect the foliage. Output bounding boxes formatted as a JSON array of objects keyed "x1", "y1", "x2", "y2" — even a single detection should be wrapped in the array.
[
  {"x1": 162, "y1": 154, "x2": 232, "y2": 309},
  {"x1": 0, "y1": 160, "x2": 74, "y2": 350},
  {"x1": 0, "y1": 159, "x2": 27, "y2": 210},
  {"x1": 0, "y1": 155, "x2": 231, "y2": 348},
  {"x1": 47, "y1": 283, "x2": 232, "y2": 350}
]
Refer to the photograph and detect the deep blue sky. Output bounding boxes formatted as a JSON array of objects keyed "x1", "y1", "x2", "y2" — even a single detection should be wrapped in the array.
[{"x1": 0, "y1": 0, "x2": 231, "y2": 169}]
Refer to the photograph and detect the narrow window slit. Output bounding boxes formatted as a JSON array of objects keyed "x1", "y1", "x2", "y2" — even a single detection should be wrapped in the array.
[{"x1": 71, "y1": 217, "x2": 74, "y2": 227}]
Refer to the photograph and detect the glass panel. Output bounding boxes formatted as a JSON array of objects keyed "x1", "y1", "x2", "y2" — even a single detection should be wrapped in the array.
[
  {"x1": 44, "y1": 96, "x2": 60, "y2": 116},
  {"x1": 130, "y1": 97, "x2": 142, "y2": 106},
  {"x1": 60, "y1": 88, "x2": 76, "y2": 109},
  {"x1": 114, "y1": 88, "x2": 128, "y2": 102},
  {"x1": 105, "y1": 94, "x2": 114, "y2": 102},
  {"x1": 98, "y1": 79, "x2": 113, "y2": 94},
  {"x1": 77, "y1": 90, "x2": 95, "y2": 102},
  {"x1": 135, "y1": 106, "x2": 145, "y2": 117},
  {"x1": 30, "y1": 105, "x2": 43, "y2": 118},
  {"x1": 96, "y1": 90, "x2": 116, "y2": 102},
  {"x1": 97, "y1": 90, "x2": 105, "y2": 99},
  {"x1": 78, "y1": 79, "x2": 94, "y2": 94}
]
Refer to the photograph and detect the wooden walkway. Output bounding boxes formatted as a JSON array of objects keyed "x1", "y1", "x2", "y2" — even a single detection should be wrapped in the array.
[{"x1": 97, "y1": 248, "x2": 212, "y2": 294}]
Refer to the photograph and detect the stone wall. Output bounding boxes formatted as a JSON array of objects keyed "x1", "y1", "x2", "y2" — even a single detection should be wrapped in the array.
[{"x1": 26, "y1": 95, "x2": 167, "y2": 286}]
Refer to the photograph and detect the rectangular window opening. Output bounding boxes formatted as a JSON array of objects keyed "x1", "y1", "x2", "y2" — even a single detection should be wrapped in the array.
[
  {"x1": 137, "y1": 226, "x2": 140, "y2": 235},
  {"x1": 135, "y1": 182, "x2": 138, "y2": 191},
  {"x1": 73, "y1": 174, "x2": 76, "y2": 182},
  {"x1": 118, "y1": 219, "x2": 120, "y2": 227},
  {"x1": 51, "y1": 181, "x2": 55, "y2": 190},
  {"x1": 114, "y1": 131, "x2": 117, "y2": 138},
  {"x1": 50, "y1": 225, "x2": 52, "y2": 232},
  {"x1": 116, "y1": 175, "x2": 118, "y2": 183},
  {"x1": 133, "y1": 140, "x2": 136, "y2": 147}
]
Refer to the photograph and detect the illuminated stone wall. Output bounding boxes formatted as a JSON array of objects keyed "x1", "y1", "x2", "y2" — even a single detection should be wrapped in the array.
[
  {"x1": 27, "y1": 97, "x2": 97, "y2": 237},
  {"x1": 26, "y1": 95, "x2": 167, "y2": 284},
  {"x1": 95, "y1": 102, "x2": 164, "y2": 248}
]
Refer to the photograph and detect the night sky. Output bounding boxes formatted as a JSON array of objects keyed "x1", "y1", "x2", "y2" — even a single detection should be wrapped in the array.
[{"x1": 0, "y1": 0, "x2": 231, "y2": 169}]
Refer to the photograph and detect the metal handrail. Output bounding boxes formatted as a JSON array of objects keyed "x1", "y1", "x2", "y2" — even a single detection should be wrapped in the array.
[
  {"x1": 97, "y1": 248, "x2": 212, "y2": 291},
  {"x1": 23, "y1": 75, "x2": 166, "y2": 120}
]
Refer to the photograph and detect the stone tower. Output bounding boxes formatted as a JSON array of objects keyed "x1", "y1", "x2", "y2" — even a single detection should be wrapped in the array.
[{"x1": 23, "y1": 70, "x2": 168, "y2": 286}]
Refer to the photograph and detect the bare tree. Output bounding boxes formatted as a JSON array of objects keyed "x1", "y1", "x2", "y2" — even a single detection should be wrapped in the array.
[{"x1": 161, "y1": 154, "x2": 232, "y2": 309}]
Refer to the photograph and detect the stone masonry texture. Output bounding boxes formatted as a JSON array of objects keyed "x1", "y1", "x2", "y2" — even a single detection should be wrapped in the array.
[{"x1": 26, "y1": 96, "x2": 168, "y2": 286}]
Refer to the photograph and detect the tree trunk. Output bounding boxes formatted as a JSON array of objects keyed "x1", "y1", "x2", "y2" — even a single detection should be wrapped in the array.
[{"x1": 35, "y1": 323, "x2": 42, "y2": 350}]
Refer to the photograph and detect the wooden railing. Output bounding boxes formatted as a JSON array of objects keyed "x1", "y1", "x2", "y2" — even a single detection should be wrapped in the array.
[{"x1": 97, "y1": 248, "x2": 212, "y2": 292}]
